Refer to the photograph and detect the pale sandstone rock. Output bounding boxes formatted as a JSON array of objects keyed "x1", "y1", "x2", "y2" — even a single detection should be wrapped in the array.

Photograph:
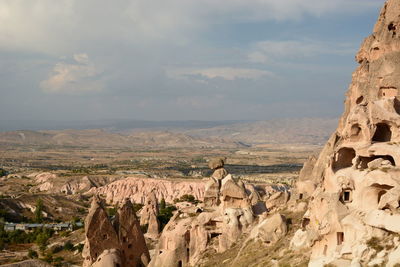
[
  {"x1": 34, "y1": 172, "x2": 57, "y2": 183},
  {"x1": 248, "y1": 213, "x2": 287, "y2": 244},
  {"x1": 265, "y1": 191, "x2": 289, "y2": 211},
  {"x1": 90, "y1": 177, "x2": 204, "y2": 205},
  {"x1": 364, "y1": 209, "x2": 400, "y2": 233},
  {"x1": 290, "y1": 0, "x2": 400, "y2": 264},
  {"x1": 91, "y1": 249, "x2": 122, "y2": 267},
  {"x1": 82, "y1": 196, "x2": 120, "y2": 267},
  {"x1": 208, "y1": 157, "x2": 225, "y2": 170},
  {"x1": 290, "y1": 229, "x2": 312, "y2": 250},
  {"x1": 140, "y1": 190, "x2": 160, "y2": 239},
  {"x1": 115, "y1": 199, "x2": 150, "y2": 266},
  {"x1": 211, "y1": 168, "x2": 228, "y2": 180},
  {"x1": 203, "y1": 177, "x2": 220, "y2": 206},
  {"x1": 149, "y1": 171, "x2": 255, "y2": 267},
  {"x1": 387, "y1": 245, "x2": 400, "y2": 267},
  {"x1": 82, "y1": 196, "x2": 150, "y2": 267}
]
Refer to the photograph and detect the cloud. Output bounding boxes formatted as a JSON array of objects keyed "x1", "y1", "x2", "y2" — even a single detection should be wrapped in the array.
[
  {"x1": 248, "y1": 40, "x2": 356, "y2": 63},
  {"x1": 0, "y1": 0, "x2": 383, "y2": 54},
  {"x1": 40, "y1": 53, "x2": 104, "y2": 94},
  {"x1": 168, "y1": 67, "x2": 274, "y2": 81}
]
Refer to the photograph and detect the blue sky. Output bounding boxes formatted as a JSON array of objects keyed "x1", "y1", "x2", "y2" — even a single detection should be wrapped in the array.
[{"x1": 0, "y1": 0, "x2": 385, "y2": 122}]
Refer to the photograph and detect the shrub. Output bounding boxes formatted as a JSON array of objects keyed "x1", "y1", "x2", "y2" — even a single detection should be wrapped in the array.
[
  {"x1": 0, "y1": 169, "x2": 7, "y2": 177},
  {"x1": 75, "y1": 243, "x2": 84, "y2": 253},
  {"x1": 366, "y1": 237, "x2": 384, "y2": 252},
  {"x1": 28, "y1": 249, "x2": 38, "y2": 259},
  {"x1": 64, "y1": 241, "x2": 74, "y2": 251},
  {"x1": 174, "y1": 194, "x2": 197, "y2": 204},
  {"x1": 157, "y1": 204, "x2": 177, "y2": 231}
]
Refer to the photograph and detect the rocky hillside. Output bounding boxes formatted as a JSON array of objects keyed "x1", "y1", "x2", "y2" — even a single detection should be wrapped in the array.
[
  {"x1": 181, "y1": 117, "x2": 338, "y2": 145},
  {"x1": 0, "y1": 129, "x2": 243, "y2": 148}
]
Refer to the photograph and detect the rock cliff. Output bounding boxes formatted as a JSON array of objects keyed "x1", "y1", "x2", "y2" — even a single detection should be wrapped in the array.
[{"x1": 293, "y1": 0, "x2": 400, "y2": 266}]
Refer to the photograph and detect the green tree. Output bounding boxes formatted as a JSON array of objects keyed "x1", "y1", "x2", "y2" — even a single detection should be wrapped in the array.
[
  {"x1": 35, "y1": 231, "x2": 50, "y2": 251},
  {"x1": 34, "y1": 198, "x2": 44, "y2": 223},
  {"x1": 160, "y1": 198, "x2": 166, "y2": 210},
  {"x1": 0, "y1": 168, "x2": 7, "y2": 177}
]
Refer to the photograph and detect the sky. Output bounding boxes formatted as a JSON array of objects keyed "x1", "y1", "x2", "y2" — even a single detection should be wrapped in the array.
[{"x1": 0, "y1": 0, "x2": 386, "y2": 123}]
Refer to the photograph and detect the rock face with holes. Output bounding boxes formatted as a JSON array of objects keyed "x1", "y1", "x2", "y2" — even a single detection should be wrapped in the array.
[
  {"x1": 82, "y1": 196, "x2": 150, "y2": 267},
  {"x1": 148, "y1": 172, "x2": 262, "y2": 267},
  {"x1": 140, "y1": 190, "x2": 160, "y2": 239},
  {"x1": 291, "y1": 0, "x2": 400, "y2": 265}
]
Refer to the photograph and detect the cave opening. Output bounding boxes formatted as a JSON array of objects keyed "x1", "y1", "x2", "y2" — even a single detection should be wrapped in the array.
[
  {"x1": 332, "y1": 147, "x2": 356, "y2": 172},
  {"x1": 337, "y1": 232, "x2": 344, "y2": 245},
  {"x1": 372, "y1": 123, "x2": 392, "y2": 142}
]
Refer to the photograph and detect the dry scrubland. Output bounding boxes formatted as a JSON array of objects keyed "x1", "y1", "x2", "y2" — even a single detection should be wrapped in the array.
[{"x1": 0, "y1": 128, "x2": 323, "y2": 266}]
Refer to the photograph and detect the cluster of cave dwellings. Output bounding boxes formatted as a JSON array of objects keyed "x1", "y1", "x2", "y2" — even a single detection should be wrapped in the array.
[{"x1": 322, "y1": 85, "x2": 400, "y2": 251}]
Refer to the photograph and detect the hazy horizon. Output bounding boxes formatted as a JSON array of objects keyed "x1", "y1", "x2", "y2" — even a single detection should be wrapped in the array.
[{"x1": 0, "y1": 116, "x2": 338, "y2": 132}]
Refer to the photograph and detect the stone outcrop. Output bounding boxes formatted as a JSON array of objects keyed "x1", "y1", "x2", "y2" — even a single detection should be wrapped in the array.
[
  {"x1": 139, "y1": 190, "x2": 160, "y2": 238},
  {"x1": 209, "y1": 157, "x2": 228, "y2": 180},
  {"x1": 291, "y1": 0, "x2": 400, "y2": 265},
  {"x1": 149, "y1": 170, "x2": 263, "y2": 267},
  {"x1": 82, "y1": 196, "x2": 150, "y2": 267},
  {"x1": 88, "y1": 177, "x2": 205, "y2": 205}
]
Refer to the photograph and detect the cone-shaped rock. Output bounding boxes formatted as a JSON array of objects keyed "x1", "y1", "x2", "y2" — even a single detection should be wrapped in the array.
[
  {"x1": 82, "y1": 196, "x2": 120, "y2": 267},
  {"x1": 115, "y1": 199, "x2": 151, "y2": 266}
]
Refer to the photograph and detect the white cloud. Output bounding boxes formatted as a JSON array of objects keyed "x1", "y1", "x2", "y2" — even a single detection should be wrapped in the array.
[
  {"x1": 168, "y1": 67, "x2": 274, "y2": 81},
  {"x1": 0, "y1": 0, "x2": 383, "y2": 54},
  {"x1": 40, "y1": 53, "x2": 104, "y2": 94},
  {"x1": 248, "y1": 40, "x2": 356, "y2": 63}
]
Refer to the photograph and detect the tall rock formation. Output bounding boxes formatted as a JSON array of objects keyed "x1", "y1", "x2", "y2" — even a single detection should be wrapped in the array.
[
  {"x1": 293, "y1": 1, "x2": 400, "y2": 266},
  {"x1": 204, "y1": 157, "x2": 228, "y2": 206},
  {"x1": 82, "y1": 196, "x2": 150, "y2": 267},
  {"x1": 140, "y1": 190, "x2": 160, "y2": 239}
]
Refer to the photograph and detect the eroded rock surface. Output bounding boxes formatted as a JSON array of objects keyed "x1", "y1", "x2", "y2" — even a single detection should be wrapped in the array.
[
  {"x1": 89, "y1": 177, "x2": 205, "y2": 205},
  {"x1": 291, "y1": 1, "x2": 400, "y2": 265},
  {"x1": 82, "y1": 196, "x2": 150, "y2": 267}
]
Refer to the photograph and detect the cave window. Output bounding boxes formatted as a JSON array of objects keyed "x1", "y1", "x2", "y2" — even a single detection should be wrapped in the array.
[
  {"x1": 372, "y1": 123, "x2": 392, "y2": 142},
  {"x1": 178, "y1": 260, "x2": 183, "y2": 267},
  {"x1": 344, "y1": 190, "x2": 351, "y2": 202},
  {"x1": 116, "y1": 264, "x2": 120, "y2": 267},
  {"x1": 323, "y1": 245, "x2": 328, "y2": 256},
  {"x1": 103, "y1": 234, "x2": 108, "y2": 240},
  {"x1": 299, "y1": 193, "x2": 303, "y2": 200},
  {"x1": 211, "y1": 232, "x2": 221, "y2": 239},
  {"x1": 337, "y1": 232, "x2": 344, "y2": 245},
  {"x1": 302, "y1": 218, "x2": 310, "y2": 229},
  {"x1": 332, "y1": 147, "x2": 356, "y2": 172},
  {"x1": 356, "y1": 96, "x2": 364, "y2": 104},
  {"x1": 350, "y1": 124, "x2": 362, "y2": 141},
  {"x1": 128, "y1": 244, "x2": 132, "y2": 248}
]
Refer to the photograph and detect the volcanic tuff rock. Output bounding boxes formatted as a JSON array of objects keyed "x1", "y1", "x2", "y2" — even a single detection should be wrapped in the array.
[
  {"x1": 82, "y1": 196, "x2": 150, "y2": 267},
  {"x1": 292, "y1": 0, "x2": 400, "y2": 265},
  {"x1": 139, "y1": 190, "x2": 160, "y2": 238},
  {"x1": 148, "y1": 168, "x2": 289, "y2": 267},
  {"x1": 89, "y1": 177, "x2": 205, "y2": 204}
]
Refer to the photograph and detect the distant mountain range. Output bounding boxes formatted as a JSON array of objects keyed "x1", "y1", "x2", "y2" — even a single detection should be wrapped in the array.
[{"x1": 0, "y1": 118, "x2": 338, "y2": 147}]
